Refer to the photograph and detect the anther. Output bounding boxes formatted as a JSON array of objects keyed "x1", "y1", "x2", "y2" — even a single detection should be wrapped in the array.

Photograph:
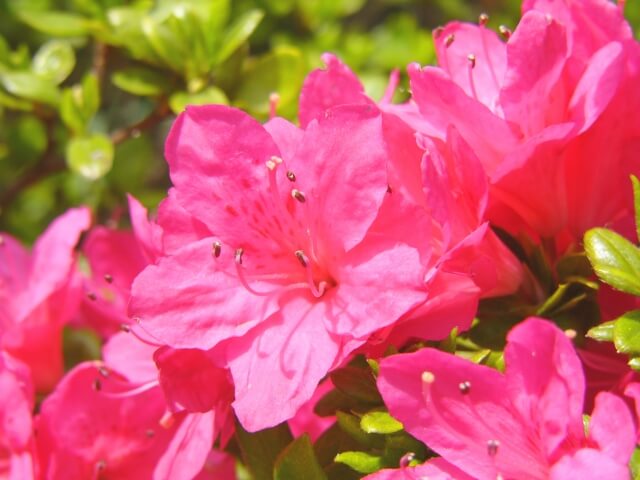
[
  {"x1": 266, "y1": 159, "x2": 277, "y2": 170},
  {"x1": 458, "y1": 380, "x2": 471, "y2": 395},
  {"x1": 445, "y1": 34, "x2": 455, "y2": 48},
  {"x1": 498, "y1": 25, "x2": 512, "y2": 40},
  {"x1": 399, "y1": 452, "x2": 416, "y2": 468},
  {"x1": 387, "y1": 185, "x2": 393, "y2": 194},
  {"x1": 87, "y1": 292, "x2": 97, "y2": 301},
  {"x1": 433, "y1": 26, "x2": 444, "y2": 39},
  {"x1": 120, "y1": 324, "x2": 131, "y2": 333},
  {"x1": 98, "y1": 367, "x2": 110, "y2": 378},
  {"x1": 145, "y1": 429, "x2": 155, "y2": 438},
  {"x1": 467, "y1": 54, "x2": 476, "y2": 69},
  {"x1": 479, "y1": 13, "x2": 489, "y2": 26},
  {"x1": 234, "y1": 248, "x2": 244, "y2": 265},
  {"x1": 103, "y1": 274, "x2": 113, "y2": 283},
  {"x1": 212, "y1": 241, "x2": 222, "y2": 258},
  {"x1": 291, "y1": 189, "x2": 306, "y2": 203},
  {"x1": 93, "y1": 379, "x2": 102, "y2": 391},
  {"x1": 564, "y1": 328, "x2": 577, "y2": 340},
  {"x1": 295, "y1": 250, "x2": 308, "y2": 268},
  {"x1": 286, "y1": 171, "x2": 296, "y2": 182},
  {"x1": 487, "y1": 439, "x2": 500, "y2": 457},
  {"x1": 270, "y1": 155, "x2": 283, "y2": 165},
  {"x1": 96, "y1": 460, "x2": 106, "y2": 471},
  {"x1": 421, "y1": 371, "x2": 435, "y2": 384}
]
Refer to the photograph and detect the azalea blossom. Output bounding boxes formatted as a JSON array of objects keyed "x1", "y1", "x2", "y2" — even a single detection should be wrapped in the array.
[
  {"x1": 409, "y1": 0, "x2": 640, "y2": 239},
  {"x1": 376, "y1": 318, "x2": 636, "y2": 479},
  {"x1": 0, "y1": 207, "x2": 90, "y2": 392}
]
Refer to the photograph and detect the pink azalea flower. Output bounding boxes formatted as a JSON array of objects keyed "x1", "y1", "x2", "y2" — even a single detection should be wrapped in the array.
[
  {"x1": 410, "y1": 1, "x2": 640, "y2": 239},
  {"x1": 130, "y1": 104, "x2": 430, "y2": 431},
  {"x1": 78, "y1": 196, "x2": 161, "y2": 338},
  {"x1": 299, "y1": 53, "x2": 523, "y2": 301},
  {"x1": 0, "y1": 352, "x2": 36, "y2": 479},
  {"x1": 0, "y1": 207, "x2": 90, "y2": 392},
  {"x1": 192, "y1": 450, "x2": 236, "y2": 480},
  {"x1": 377, "y1": 318, "x2": 636, "y2": 479},
  {"x1": 36, "y1": 332, "x2": 216, "y2": 480},
  {"x1": 364, "y1": 457, "x2": 473, "y2": 480}
]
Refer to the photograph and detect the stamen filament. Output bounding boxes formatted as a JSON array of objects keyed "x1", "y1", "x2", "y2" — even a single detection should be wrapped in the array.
[
  {"x1": 467, "y1": 54, "x2": 479, "y2": 101},
  {"x1": 98, "y1": 380, "x2": 159, "y2": 399}
]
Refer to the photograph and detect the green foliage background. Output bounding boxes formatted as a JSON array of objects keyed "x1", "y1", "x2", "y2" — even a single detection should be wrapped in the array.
[{"x1": 0, "y1": 0, "x2": 638, "y2": 242}]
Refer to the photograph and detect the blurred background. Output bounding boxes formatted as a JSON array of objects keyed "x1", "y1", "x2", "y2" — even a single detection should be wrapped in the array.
[{"x1": 1, "y1": 0, "x2": 638, "y2": 242}]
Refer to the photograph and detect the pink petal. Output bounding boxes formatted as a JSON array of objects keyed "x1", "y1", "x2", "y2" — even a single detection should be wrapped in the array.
[
  {"x1": 102, "y1": 332, "x2": 158, "y2": 385},
  {"x1": 499, "y1": 11, "x2": 568, "y2": 137},
  {"x1": 165, "y1": 105, "x2": 283, "y2": 250},
  {"x1": 156, "y1": 188, "x2": 211, "y2": 255},
  {"x1": 328, "y1": 241, "x2": 427, "y2": 338},
  {"x1": 550, "y1": 448, "x2": 631, "y2": 480},
  {"x1": 408, "y1": 64, "x2": 519, "y2": 177},
  {"x1": 127, "y1": 194, "x2": 163, "y2": 263},
  {"x1": 263, "y1": 117, "x2": 303, "y2": 160},
  {"x1": 130, "y1": 238, "x2": 279, "y2": 350},
  {"x1": 298, "y1": 53, "x2": 370, "y2": 127},
  {"x1": 19, "y1": 207, "x2": 90, "y2": 321},
  {"x1": 288, "y1": 105, "x2": 389, "y2": 254},
  {"x1": 589, "y1": 391, "x2": 636, "y2": 465},
  {"x1": 154, "y1": 347, "x2": 232, "y2": 413},
  {"x1": 227, "y1": 295, "x2": 340, "y2": 431},
  {"x1": 434, "y1": 22, "x2": 506, "y2": 110},
  {"x1": 378, "y1": 349, "x2": 547, "y2": 479},
  {"x1": 363, "y1": 458, "x2": 474, "y2": 480},
  {"x1": 504, "y1": 318, "x2": 585, "y2": 456}
]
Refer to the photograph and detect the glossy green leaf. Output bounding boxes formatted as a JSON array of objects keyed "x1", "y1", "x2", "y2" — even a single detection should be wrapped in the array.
[
  {"x1": 169, "y1": 86, "x2": 228, "y2": 114},
  {"x1": 584, "y1": 228, "x2": 640, "y2": 296},
  {"x1": 66, "y1": 134, "x2": 114, "y2": 180},
  {"x1": 0, "y1": 89, "x2": 33, "y2": 110},
  {"x1": 16, "y1": 10, "x2": 94, "y2": 37},
  {"x1": 629, "y1": 357, "x2": 640, "y2": 372},
  {"x1": 633, "y1": 175, "x2": 640, "y2": 244},
  {"x1": 112, "y1": 67, "x2": 171, "y2": 96},
  {"x1": 630, "y1": 446, "x2": 640, "y2": 480},
  {"x1": 32, "y1": 40, "x2": 76, "y2": 84},
  {"x1": 587, "y1": 320, "x2": 615, "y2": 342},
  {"x1": 334, "y1": 451, "x2": 384, "y2": 474},
  {"x1": 217, "y1": 9, "x2": 264, "y2": 64},
  {"x1": 235, "y1": 421, "x2": 293, "y2": 480},
  {"x1": 274, "y1": 435, "x2": 327, "y2": 480},
  {"x1": 360, "y1": 411, "x2": 403, "y2": 434},
  {"x1": 613, "y1": 310, "x2": 640, "y2": 355},
  {"x1": 0, "y1": 71, "x2": 60, "y2": 105}
]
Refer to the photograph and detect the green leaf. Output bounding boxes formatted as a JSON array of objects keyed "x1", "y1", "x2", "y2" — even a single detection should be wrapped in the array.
[
  {"x1": 235, "y1": 46, "x2": 306, "y2": 117},
  {"x1": 584, "y1": 228, "x2": 640, "y2": 296},
  {"x1": 587, "y1": 320, "x2": 615, "y2": 342},
  {"x1": 0, "y1": 71, "x2": 60, "y2": 105},
  {"x1": 168, "y1": 86, "x2": 228, "y2": 114},
  {"x1": 16, "y1": 10, "x2": 94, "y2": 37},
  {"x1": 60, "y1": 74, "x2": 100, "y2": 135},
  {"x1": 274, "y1": 435, "x2": 327, "y2": 480},
  {"x1": 334, "y1": 451, "x2": 384, "y2": 474},
  {"x1": 613, "y1": 310, "x2": 640, "y2": 355},
  {"x1": 217, "y1": 9, "x2": 264, "y2": 64},
  {"x1": 235, "y1": 421, "x2": 293, "y2": 480},
  {"x1": 633, "y1": 175, "x2": 640, "y2": 244},
  {"x1": 360, "y1": 411, "x2": 403, "y2": 434},
  {"x1": 330, "y1": 366, "x2": 382, "y2": 404},
  {"x1": 112, "y1": 67, "x2": 172, "y2": 96},
  {"x1": 630, "y1": 446, "x2": 640, "y2": 480},
  {"x1": 32, "y1": 40, "x2": 76, "y2": 84},
  {"x1": 336, "y1": 411, "x2": 380, "y2": 448},
  {"x1": 629, "y1": 357, "x2": 640, "y2": 372},
  {"x1": 66, "y1": 134, "x2": 114, "y2": 180}
]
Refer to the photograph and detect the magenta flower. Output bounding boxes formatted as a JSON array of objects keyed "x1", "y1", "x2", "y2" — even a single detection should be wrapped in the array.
[
  {"x1": 130, "y1": 104, "x2": 429, "y2": 430},
  {"x1": 36, "y1": 331, "x2": 218, "y2": 480},
  {"x1": 376, "y1": 318, "x2": 636, "y2": 479},
  {"x1": 0, "y1": 207, "x2": 90, "y2": 392},
  {"x1": 410, "y1": 1, "x2": 640, "y2": 238}
]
